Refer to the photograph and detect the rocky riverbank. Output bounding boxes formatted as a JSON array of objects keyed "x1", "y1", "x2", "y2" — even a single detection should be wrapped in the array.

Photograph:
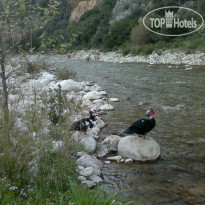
[
  {"x1": 68, "y1": 50, "x2": 205, "y2": 65},
  {"x1": 4, "y1": 56, "x2": 160, "y2": 189}
]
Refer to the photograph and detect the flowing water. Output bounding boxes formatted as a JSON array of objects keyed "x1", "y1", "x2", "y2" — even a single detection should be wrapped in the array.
[{"x1": 49, "y1": 58, "x2": 205, "y2": 204}]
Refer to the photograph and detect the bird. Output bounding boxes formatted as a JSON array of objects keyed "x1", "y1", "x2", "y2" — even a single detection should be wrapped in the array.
[
  {"x1": 71, "y1": 109, "x2": 98, "y2": 132},
  {"x1": 124, "y1": 109, "x2": 156, "y2": 139}
]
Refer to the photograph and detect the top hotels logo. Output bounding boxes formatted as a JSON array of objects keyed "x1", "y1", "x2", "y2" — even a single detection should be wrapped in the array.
[{"x1": 143, "y1": 6, "x2": 204, "y2": 36}]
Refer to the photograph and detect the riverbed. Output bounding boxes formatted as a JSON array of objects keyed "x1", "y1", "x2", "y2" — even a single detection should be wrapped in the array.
[{"x1": 48, "y1": 57, "x2": 205, "y2": 204}]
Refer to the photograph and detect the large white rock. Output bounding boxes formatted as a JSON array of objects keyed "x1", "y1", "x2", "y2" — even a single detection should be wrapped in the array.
[
  {"x1": 83, "y1": 91, "x2": 102, "y2": 100},
  {"x1": 54, "y1": 79, "x2": 82, "y2": 92},
  {"x1": 39, "y1": 72, "x2": 56, "y2": 85},
  {"x1": 80, "y1": 136, "x2": 96, "y2": 153},
  {"x1": 118, "y1": 135, "x2": 160, "y2": 161},
  {"x1": 77, "y1": 153, "x2": 103, "y2": 176},
  {"x1": 100, "y1": 104, "x2": 114, "y2": 111},
  {"x1": 102, "y1": 135, "x2": 121, "y2": 152}
]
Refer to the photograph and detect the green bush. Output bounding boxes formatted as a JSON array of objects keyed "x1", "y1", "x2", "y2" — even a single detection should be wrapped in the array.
[{"x1": 56, "y1": 67, "x2": 76, "y2": 80}]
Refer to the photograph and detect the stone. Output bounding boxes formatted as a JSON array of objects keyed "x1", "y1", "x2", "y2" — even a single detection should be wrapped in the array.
[
  {"x1": 109, "y1": 98, "x2": 119, "y2": 102},
  {"x1": 84, "y1": 86, "x2": 90, "y2": 92},
  {"x1": 99, "y1": 91, "x2": 107, "y2": 95},
  {"x1": 81, "y1": 180, "x2": 96, "y2": 188},
  {"x1": 52, "y1": 141, "x2": 64, "y2": 152},
  {"x1": 88, "y1": 174, "x2": 103, "y2": 183},
  {"x1": 96, "y1": 117, "x2": 105, "y2": 129},
  {"x1": 104, "y1": 160, "x2": 111, "y2": 164},
  {"x1": 97, "y1": 144, "x2": 108, "y2": 158},
  {"x1": 120, "y1": 159, "x2": 125, "y2": 163},
  {"x1": 76, "y1": 152, "x2": 86, "y2": 158},
  {"x1": 78, "y1": 166, "x2": 84, "y2": 170},
  {"x1": 79, "y1": 167, "x2": 93, "y2": 177},
  {"x1": 78, "y1": 176, "x2": 86, "y2": 181},
  {"x1": 124, "y1": 159, "x2": 133, "y2": 164},
  {"x1": 71, "y1": 131, "x2": 87, "y2": 142},
  {"x1": 100, "y1": 104, "x2": 114, "y2": 111},
  {"x1": 80, "y1": 136, "x2": 96, "y2": 153},
  {"x1": 90, "y1": 84, "x2": 103, "y2": 91},
  {"x1": 102, "y1": 135, "x2": 121, "y2": 152},
  {"x1": 83, "y1": 91, "x2": 102, "y2": 100},
  {"x1": 54, "y1": 79, "x2": 82, "y2": 92},
  {"x1": 39, "y1": 72, "x2": 56, "y2": 85},
  {"x1": 77, "y1": 153, "x2": 103, "y2": 176},
  {"x1": 107, "y1": 156, "x2": 122, "y2": 161},
  {"x1": 118, "y1": 135, "x2": 160, "y2": 161}
]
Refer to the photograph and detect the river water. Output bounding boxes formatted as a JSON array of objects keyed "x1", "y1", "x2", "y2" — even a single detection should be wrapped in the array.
[{"x1": 49, "y1": 58, "x2": 205, "y2": 204}]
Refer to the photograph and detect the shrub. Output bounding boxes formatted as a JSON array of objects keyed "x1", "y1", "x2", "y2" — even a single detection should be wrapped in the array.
[{"x1": 56, "y1": 67, "x2": 76, "y2": 80}]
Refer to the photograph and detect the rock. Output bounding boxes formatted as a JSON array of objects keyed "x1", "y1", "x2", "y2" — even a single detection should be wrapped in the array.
[
  {"x1": 84, "y1": 86, "x2": 90, "y2": 92},
  {"x1": 78, "y1": 176, "x2": 86, "y2": 181},
  {"x1": 88, "y1": 174, "x2": 103, "y2": 183},
  {"x1": 80, "y1": 136, "x2": 96, "y2": 153},
  {"x1": 86, "y1": 82, "x2": 94, "y2": 86},
  {"x1": 77, "y1": 153, "x2": 103, "y2": 176},
  {"x1": 99, "y1": 91, "x2": 107, "y2": 95},
  {"x1": 39, "y1": 72, "x2": 56, "y2": 85},
  {"x1": 102, "y1": 135, "x2": 121, "y2": 152},
  {"x1": 100, "y1": 104, "x2": 114, "y2": 111},
  {"x1": 78, "y1": 166, "x2": 84, "y2": 171},
  {"x1": 93, "y1": 99, "x2": 104, "y2": 106},
  {"x1": 107, "y1": 156, "x2": 122, "y2": 161},
  {"x1": 109, "y1": 98, "x2": 119, "y2": 102},
  {"x1": 96, "y1": 117, "x2": 106, "y2": 129},
  {"x1": 97, "y1": 144, "x2": 108, "y2": 158},
  {"x1": 81, "y1": 180, "x2": 96, "y2": 188},
  {"x1": 104, "y1": 160, "x2": 111, "y2": 164},
  {"x1": 90, "y1": 84, "x2": 103, "y2": 91},
  {"x1": 54, "y1": 79, "x2": 82, "y2": 92},
  {"x1": 79, "y1": 167, "x2": 93, "y2": 177},
  {"x1": 83, "y1": 91, "x2": 102, "y2": 100},
  {"x1": 120, "y1": 159, "x2": 125, "y2": 163},
  {"x1": 89, "y1": 127, "x2": 100, "y2": 135},
  {"x1": 76, "y1": 152, "x2": 86, "y2": 158},
  {"x1": 71, "y1": 131, "x2": 87, "y2": 142},
  {"x1": 52, "y1": 141, "x2": 64, "y2": 152},
  {"x1": 118, "y1": 135, "x2": 160, "y2": 161},
  {"x1": 124, "y1": 159, "x2": 133, "y2": 164}
]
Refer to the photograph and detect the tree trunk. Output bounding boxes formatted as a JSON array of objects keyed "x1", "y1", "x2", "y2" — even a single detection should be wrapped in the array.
[{"x1": 0, "y1": 36, "x2": 10, "y2": 140}]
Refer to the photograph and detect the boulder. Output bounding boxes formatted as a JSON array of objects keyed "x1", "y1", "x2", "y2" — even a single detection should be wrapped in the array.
[
  {"x1": 90, "y1": 84, "x2": 103, "y2": 91},
  {"x1": 102, "y1": 135, "x2": 121, "y2": 152},
  {"x1": 80, "y1": 136, "x2": 96, "y2": 153},
  {"x1": 97, "y1": 144, "x2": 108, "y2": 158},
  {"x1": 77, "y1": 153, "x2": 103, "y2": 176},
  {"x1": 71, "y1": 131, "x2": 87, "y2": 142},
  {"x1": 118, "y1": 135, "x2": 160, "y2": 161},
  {"x1": 54, "y1": 79, "x2": 82, "y2": 92},
  {"x1": 39, "y1": 72, "x2": 56, "y2": 85},
  {"x1": 96, "y1": 117, "x2": 106, "y2": 129}
]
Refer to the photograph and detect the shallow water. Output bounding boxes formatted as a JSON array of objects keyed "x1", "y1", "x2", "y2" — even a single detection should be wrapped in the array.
[{"x1": 48, "y1": 58, "x2": 205, "y2": 204}]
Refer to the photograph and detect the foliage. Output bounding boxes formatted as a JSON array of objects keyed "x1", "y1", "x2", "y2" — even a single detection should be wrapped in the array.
[
  {"x1": 45, "y1": 85, "x2": 67, "y2": 125},
  {"x1": 56, "y1": 67, "x2": 76, "y2": 80}
]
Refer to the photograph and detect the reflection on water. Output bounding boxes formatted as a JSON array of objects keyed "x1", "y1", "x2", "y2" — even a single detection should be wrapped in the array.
[{"x1": 48, "y1": 58, "x2": 205, "y2": 204}]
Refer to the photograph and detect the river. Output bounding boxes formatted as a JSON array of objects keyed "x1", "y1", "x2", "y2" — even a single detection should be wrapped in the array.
[{"x1": 48, "y1": 58, "x2": 205, "y2": 204}]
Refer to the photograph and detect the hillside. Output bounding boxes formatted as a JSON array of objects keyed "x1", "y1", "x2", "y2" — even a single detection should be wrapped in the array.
[{"x1": 32, "y1": 0, "x2": 205, "y2": 55}]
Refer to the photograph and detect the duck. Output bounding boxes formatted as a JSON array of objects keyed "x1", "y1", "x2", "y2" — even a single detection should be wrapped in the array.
[
  {"x1": 71, "y1": 109, "x2": 98, "y2": 132},
  {"x1": 124, "y1": 109, "x2": 156, "y2": 139}
]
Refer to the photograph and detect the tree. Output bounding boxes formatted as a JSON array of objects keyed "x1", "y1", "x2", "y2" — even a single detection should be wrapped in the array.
[{"x1": 0, "y1": 0, "x2": 59, "y2": 141}]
